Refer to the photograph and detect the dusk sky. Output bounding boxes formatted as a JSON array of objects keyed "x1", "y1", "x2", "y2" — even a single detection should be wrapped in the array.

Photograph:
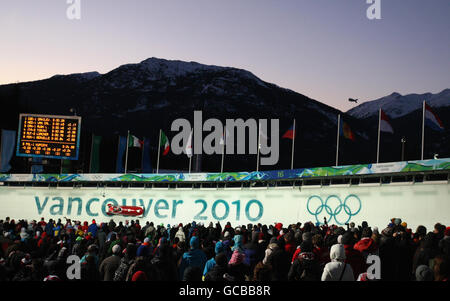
[{"x1": 1, "y1": 0, "x2": 449, "y2": 112}]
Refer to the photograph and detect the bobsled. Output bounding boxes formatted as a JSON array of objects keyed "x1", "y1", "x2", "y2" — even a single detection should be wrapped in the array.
[{"x1": 106, "y1": 204, "x2": 144, "y2": 217}]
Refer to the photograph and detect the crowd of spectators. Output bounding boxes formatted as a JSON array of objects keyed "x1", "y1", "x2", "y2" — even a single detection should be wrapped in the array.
[{"x1": 0, "y1": 216, "x2": 448, "y2": 281}]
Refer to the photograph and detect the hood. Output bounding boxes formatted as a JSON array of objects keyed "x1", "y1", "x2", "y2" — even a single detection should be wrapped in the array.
[
  {"x1": 330, "y1": 244, "x2": 346, "y2": 262},
  {"x1": 215, "y1": 241, "x2": 225, "y2": 255},
  {"x1": 190, "y1": 236, "x2": 199, "y2": 249},
  {"x1": 232, "y1": 235, "x2": 243, "y2": 252}
]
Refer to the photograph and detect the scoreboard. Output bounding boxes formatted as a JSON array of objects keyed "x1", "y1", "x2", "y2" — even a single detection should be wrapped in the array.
[{"x1": 16, "y1": 114, "x2": 81, "y2": 160}]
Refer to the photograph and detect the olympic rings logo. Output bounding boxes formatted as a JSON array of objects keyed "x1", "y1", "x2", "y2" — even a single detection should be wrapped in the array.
[{"x1": 306, "y1": 194, "x2": 362, "y2": 225}]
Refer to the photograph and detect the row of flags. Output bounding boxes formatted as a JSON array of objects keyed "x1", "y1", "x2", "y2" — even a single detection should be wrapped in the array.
[
  {"x1": 0, "y1": 101, "x2": 445, "y2": 173},
  {"x1": 63, "y1": 100, "x2": 450, "y2": 173},
  {"x1": 336, "y1": 101, "x2": 444, "y2": 165}
]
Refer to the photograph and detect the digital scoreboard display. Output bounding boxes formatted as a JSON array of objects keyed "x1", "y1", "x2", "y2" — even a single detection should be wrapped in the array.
[{"x1": 16, "y1": 114, "x2": 81, "y2": 160}]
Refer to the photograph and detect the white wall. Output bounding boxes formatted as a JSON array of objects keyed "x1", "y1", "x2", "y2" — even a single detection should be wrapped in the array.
[{"x1": 0, "y1": 182, "x2": 448, "y2": 230}]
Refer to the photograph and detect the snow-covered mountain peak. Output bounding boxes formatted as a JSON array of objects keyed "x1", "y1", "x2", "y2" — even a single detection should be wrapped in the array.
[{"x1": 347, "y1": 89, "x2": 449, "y2": 119}]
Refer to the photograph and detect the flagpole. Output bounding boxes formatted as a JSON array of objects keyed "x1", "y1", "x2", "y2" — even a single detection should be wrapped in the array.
[
  {"x1": 89, "y1": 133, "x2": 94, "y2": 173},
  {"x1": 335, "y1": 114, "x2": 340, "y2": 166},
  {"x1": 156, "y1": 129, "x2": 161, "y2": 174},
  {"x1": 377, "y1": 108, "x2": 381, "y2": 163},
  {"x1": 124, "y1": 130, "x2": 130, "y2": 173},
  {"x1": 290, "y1": 119, "x2": 296, "y2": 170},
  {"x1": 220, "y1": 130, "x2": 225, "y2": 173},
  {"x1": 116, "y1": 135, "x2": 121, "y2": 172},
  {"x1": 141, "y1": 137, "x2": 145, "y2": 173},
  {"x1": 256, "y1": 121, "x2": 261, "y2": 172},
  {"x1": 188, "y1": 130, "x2": 192, "y2": 174},
  {"x1": 421, "y1": 100, "x2": 425, "y2": 160}
]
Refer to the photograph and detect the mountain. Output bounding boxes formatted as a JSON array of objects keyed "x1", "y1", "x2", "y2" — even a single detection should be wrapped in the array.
[
  {"x1": 0, "y1": 58, "x2": 447, "y2": 173},
  {"x1": 346, "y1": 89, "x2": 450, "y2": 165},
  {"x1": 347, "y1": 89, "x2": 450, "y2": 119}
]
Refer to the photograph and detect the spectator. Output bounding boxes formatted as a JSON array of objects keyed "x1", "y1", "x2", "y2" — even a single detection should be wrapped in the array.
[
  {"x1": 321, "y1": 244, "x2": 355, "y2": 281},
  {"x1": 227, "y1": 248, "x2": 248, "y2": 281},
  {"x1": 438, "y1": 227, "x2": 450, "y2": 258},
  {"x1": 136, "y1": 237, "x2": 152, "y2": 258},
  {"x1": 354, "y1": 227, "x2": 378, "y2": 259},
  {"x1": 99, "y1": 244, "x2": 122, "y2": 281},
  {"x1": 81, "y1": 255, "x2": 100, "y2": 281},
  {"x1": 129, "y1": 258, "x2": 148, "y2": 281},
  {"x1": 0, "y1": 216, "x2": 446, "y2": 282},
  {"x1": 266, "y1": 241, "x2": 290, "y2": 281},
  {"x1": 151, "y1": 244, "x2": 178, "y2": 281},
  {"x1": 113, "y1": 243, "x2": 137, "y2": 281},
  {"x1": 252, "y1": 261, "x2": 273, "y2": 281},
  {"x1": 288, "y1": 241, "x2": 321, "y2": 281},
  {"x1": 88, "y1": 220, "x2": 98, "y2": 238},
  {"x1": 433, "y1": 255, "x2": 449, "y2": 281},
  {"x1": 205, "y1": 252, "x2": 229, "y2": 281},
  {"x1": 175, "y1": 224, "x2": 186, "y2": 243},
  {"x1": 412, "y1": 232, "x2": 438, "y2": 274},
  {"x1": 178, "y1": 236, "x2": 207, "y2": 279},
  {"x1": 203, "y1": 241, "x2": 225, "y2": 277},
  {"x1": 341, "y1": 232, "x2": 365, "y2": 279}
]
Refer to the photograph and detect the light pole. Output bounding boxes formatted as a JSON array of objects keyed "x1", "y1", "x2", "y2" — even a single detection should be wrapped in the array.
[{"x1": 401, "y1": 137, "x2": 406, "y2": 161}]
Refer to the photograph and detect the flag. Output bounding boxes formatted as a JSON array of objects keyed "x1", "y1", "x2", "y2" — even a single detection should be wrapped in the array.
[
  {"x1": 340, "y1": 121, "x2": 355, "y2": 141},
  {"x1": 160, "y1": 131, "x2": 170, "y2": 156},
  {"x1": 128, "y1": 134, "x2": 143, "y2": 148},
  {"x1": 0, "y1": 129, "x2": 16, "y2": 173},
  {"x1": 380, "y1": 110, "x2": 394, "y2": 133},
  {"x1": 425, "y1": 103, "x2": 444, "y2": 131},
  {"x1": 90, "y1": 135, "x2": 102, "y2": 173},
  {"x1": 142, "y1": 138, "x2": 152, "y2": 173},
  {"x1": 282, "y1": 125, "x2": 295, "y2": 140},
  {"x1": 116, "y1": 135, "x2": 127, "y2": 173},
  {"x1": 185, "y1": 131, "x2": 193, "y2": 158}
]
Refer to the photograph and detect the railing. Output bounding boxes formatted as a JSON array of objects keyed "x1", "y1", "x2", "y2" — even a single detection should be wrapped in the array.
[{"x1": 0, "y1": 158, "x2": 449, "y2": 187}]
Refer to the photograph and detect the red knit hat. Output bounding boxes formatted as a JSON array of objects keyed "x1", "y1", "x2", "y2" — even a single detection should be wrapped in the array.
[{"x1": 131, "y1": 271, "x2": 148, "y2": 281}]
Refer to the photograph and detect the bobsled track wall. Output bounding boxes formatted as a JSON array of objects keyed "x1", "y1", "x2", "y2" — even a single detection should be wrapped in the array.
[{"x1": 0, "y1": 182, "x2": 449, "y2": 230}]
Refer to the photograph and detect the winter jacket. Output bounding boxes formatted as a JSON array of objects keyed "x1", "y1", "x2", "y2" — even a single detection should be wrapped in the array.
[
  {"x1": 175, "y1": 228, "x2": 186, "y2": 243},
  {"x1": 321, "y1": 261, "x2": 355, "y2": 281},
  {"x1": 179, "y1": 237, "x2": 207, "y2": 279},
  {"x1": 99, "y1": 255, "x2": 121, "y2": 281},
  {"x1": 88, "y1": 223, "x2": 98, "y2": 237},
  {"x1": 136, "y1": 243, "x2": 152, "y2": 258},
  {"x1": 288, "y1": 252, "x2": 322, "y2": 281},
  {"x1": 113, "y1": 257, "x2": 134, "y2": 281},
  {"x1": 321, "y1": 244, "x2": 355, "y2": 281}
]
